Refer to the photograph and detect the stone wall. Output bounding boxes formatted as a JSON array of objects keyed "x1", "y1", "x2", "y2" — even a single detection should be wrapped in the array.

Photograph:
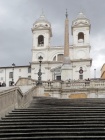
[
  {"x1": 0, "y1": 86, "x2": 36, "y2": 119},
  {"x1": 16, "y1": 77, "x2": 35, "y2": 86}
]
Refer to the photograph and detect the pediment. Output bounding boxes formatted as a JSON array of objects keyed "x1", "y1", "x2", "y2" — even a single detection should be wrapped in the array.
[
  {"x1": 72, "y1": 18, "x2": 90, "y2": 27},
  {"x1": 73, "y1": 22, "x2": 90, "y2": 27},
  {"x1": 34, "y1": 25, "x2": 49, "y2": 30}
]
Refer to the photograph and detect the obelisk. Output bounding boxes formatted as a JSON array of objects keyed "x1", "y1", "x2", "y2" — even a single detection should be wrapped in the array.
[
  {"x1": 63, "y1": 9, "x2": 70, "y2": 64},
  {"x1": 61, "y1": 10, "x2": 72, "y2": 81}
]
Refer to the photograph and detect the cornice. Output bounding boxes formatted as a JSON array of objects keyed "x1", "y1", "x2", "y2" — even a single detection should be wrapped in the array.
[
  {"x1": 30, "y1": 61, "x2": 63, "y2": 65},
  {"x1": 32, "y1": 27, "x2": 52, "y2": 37},
  {"x1": 71, "y1": 58, "x2": 92, "y2": 63},
  {"x1": 32, "y1": 45, "x2": 90, "y2": 51},
  {"x1": 73, "y1": 45, "x2": 91, "y2": 49},
  {"x1": 31, "y1": 59, "x2": 92, "y2": 65}
]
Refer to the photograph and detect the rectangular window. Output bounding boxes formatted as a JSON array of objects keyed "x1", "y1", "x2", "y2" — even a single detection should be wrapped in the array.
[
  {"x1": 28, "y1": 67, "x2": 31, "y2": 73},
  {"x1": 79, "y1": 75, "x2": 83, "y2": 80},
  {"x1": 9, "y1": 72, "x2": 13, "y2": 78},
  {"x1": 56, "y1": 76, "x2": 61, "y2": 80},
  {"x1": 28, "y1": 76, "x2": 31, "y2": 79},
  {"x1": 9, "y1": 81, "x2": 12, "y2": 86}
]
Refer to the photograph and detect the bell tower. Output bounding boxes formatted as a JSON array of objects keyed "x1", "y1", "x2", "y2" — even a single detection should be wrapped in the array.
[
  {"x1": 31, "y1": 13, "x2": 52, "y2": 50},
  {"x1": 71, "y1": 12, "x2": 92, "y2": 80},
  {"x1": 31, "y1": 12, "x2": 52, "y2": 80},
  {"x1": 71, "y1": 12, "x2": 91, "y2": 46},
  {"x1": 31, "y1": 12, "x2": 52, "y2": 62}
]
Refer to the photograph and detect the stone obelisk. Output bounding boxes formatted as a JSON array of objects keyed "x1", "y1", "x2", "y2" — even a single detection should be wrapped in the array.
[
  {"x1": 63, "y1": 10, "x2": 70, "y2": 64},
  {"x1": 61, "y1": 10, "x2": 72, "y2": 81}
]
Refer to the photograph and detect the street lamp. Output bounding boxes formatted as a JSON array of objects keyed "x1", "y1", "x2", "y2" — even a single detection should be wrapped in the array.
[
  {"x1": 12, "y1": 63, "x2": 15, "y2": 85},
  {"x1": 37, "y1": 56, "x2": 43, "y2": 85},
  {"x1": 94, "y1": 69, "x2": 96, "y2": 79}
]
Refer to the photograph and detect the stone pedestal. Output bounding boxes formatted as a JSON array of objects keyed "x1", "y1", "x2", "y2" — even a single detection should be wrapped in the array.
[
  {"x1": 34, "y1": 86, "x2": 44, "y2": 97},
  {"x1": 61, "y1": 64, "x2": 72, "y2": 81}
]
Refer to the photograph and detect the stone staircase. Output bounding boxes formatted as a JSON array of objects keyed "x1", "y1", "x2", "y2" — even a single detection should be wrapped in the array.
[{"x1": 0, "y1": 97, "x2": 105, "y2": 139}]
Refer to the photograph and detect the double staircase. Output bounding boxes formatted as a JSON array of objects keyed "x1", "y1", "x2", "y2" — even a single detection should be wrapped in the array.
[{"x1": 0, "y1": 97, "x2": 105, "y2": 139}]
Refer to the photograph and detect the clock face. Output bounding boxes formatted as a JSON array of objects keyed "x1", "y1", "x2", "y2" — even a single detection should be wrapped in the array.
[{"x1": 79, "y1": 69, "x2": 83, "y2": 74}]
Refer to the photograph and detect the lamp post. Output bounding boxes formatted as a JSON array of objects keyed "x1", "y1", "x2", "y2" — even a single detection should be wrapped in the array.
[
  {"x1": 12, "y1": 63, "x2": 15, "y2": 85},
  {"x1": 94, "y1": 69, "x2": 96, "y2": 79},
  {"x1": 37, "y1": 56, "x2": 43, "y2": 85}
]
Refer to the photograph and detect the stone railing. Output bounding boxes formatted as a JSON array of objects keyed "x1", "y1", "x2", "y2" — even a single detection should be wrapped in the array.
[
  {"x1": 16, "y1": 77, "x2": 105, "y2": 90},
  {"x1": 43, "y1": 79, "x2": 105, "y2": 90},
  {"x1": 0, "y1": 85, "x2": 36, "y2": 119},
  {"x1": 41, "y1": 79, "x2": 105, "y2": 98}
]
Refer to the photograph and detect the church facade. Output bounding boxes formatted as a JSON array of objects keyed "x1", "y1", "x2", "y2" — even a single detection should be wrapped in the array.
[
  {"x1": 31, "y1": 12, "x2": 92, "y2": 81},
  {"x1": 0, "y1": 12, "x2": 92, "y2": 86}
]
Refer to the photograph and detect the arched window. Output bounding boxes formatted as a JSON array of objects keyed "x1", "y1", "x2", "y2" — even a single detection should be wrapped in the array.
[
  {"x1": 53, "y1": 54, "x2": 63, "y2": 62},
  {"x1": 78, "y1": 32, "x2": 84, "y2": 43},
  {"x1": 38, "y1": 35, "x2": 44, "y2": 46}
]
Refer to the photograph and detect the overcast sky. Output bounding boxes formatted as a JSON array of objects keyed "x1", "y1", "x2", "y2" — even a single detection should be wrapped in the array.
[{"x1": 0, "y1": 0, "x2": 105, "y2": 78}]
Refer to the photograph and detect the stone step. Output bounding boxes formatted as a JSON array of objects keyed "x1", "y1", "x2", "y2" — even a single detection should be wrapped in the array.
[
  {"x1": 0, "y1": 120, "x2": 105, "y2": 125},
  {"x1": 0, "y1": 131, "x2": 105, "y2": 137},
  {"x1": 0, "y1": 127, "x2": 105, "y2": 132},
  {"x1": 0, "y1": 117, "x2": 105, "y2": 124},
  {"x1": 0, "y1": 124, "x2": 104, "y2": 129},
  {"x1": 10, "y1": 110, "x2": 105, "y2": 114},
  {"x1": 27, "y1": 108, "x2": 105, "y2": 111},
  {"x1": 1, "y1": 97, "x2": 105, "y2": 139},
  {"x1": 3, "y1": 115, "x2": 105, "y2": 119},
  {"x1": 32, "y1": 101, "x2": 105, "y2": 105},
  {"x1": 8, "y1": 112, "x2": 105, "y2": 116},
  {"x1": 30, "y1": 101, "x2": 105, "y2": 104},
  {"x1": 29, "y1": 102, "x2": 105, "y2": 105},
  {"x1": 5, "y1": 114, "x2": 105, "y2": 118},
  {"x1": 31, "y1": 102, "x2": 105, "y2": 105},
  {"x1": 13, "y1": 108, "x2": 105, "y2": 111},
  {"x1": 1, "y1": 136, "x2": 105, "y2": 140},
  {"x1": 12, "y1": 109, "x2": 105, "y2": 114},
  {"x1": 2, "y1": 116, "x2": 105, "y2": 120},
  {"x1": 14, "y1": 107, "x2": 105, "y2": 110}
]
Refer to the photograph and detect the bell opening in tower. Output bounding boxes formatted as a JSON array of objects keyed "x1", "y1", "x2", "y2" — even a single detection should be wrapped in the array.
[
  {"x1": 38, "y1": 35, "x2": 44, "y2": 46},
  {"x1": 78, "y1": 32, "x2": 84, "y2": 43}
]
